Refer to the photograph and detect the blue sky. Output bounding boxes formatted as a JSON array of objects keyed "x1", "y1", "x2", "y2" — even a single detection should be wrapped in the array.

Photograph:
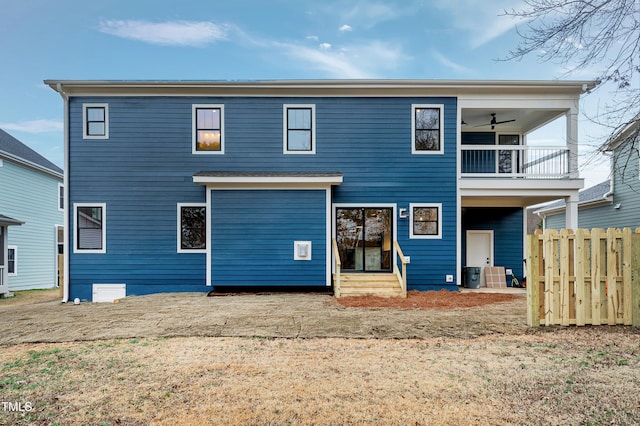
[{"x1": 0, "y1": 0, "x2": 614, "y2": 185}]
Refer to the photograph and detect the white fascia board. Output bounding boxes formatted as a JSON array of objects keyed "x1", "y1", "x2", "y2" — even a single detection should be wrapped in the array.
[
  {"x1": 0, "y1": 151, "x2": 63, "y2": 180},
  {"x1": 45, "y1": 79, "x2": 597, "y2": 98},
  {"x1": 192, "y1": 175, "x2": 343, "y2": 186}
]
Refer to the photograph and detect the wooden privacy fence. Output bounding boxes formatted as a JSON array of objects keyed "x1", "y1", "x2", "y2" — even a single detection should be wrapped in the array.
[{"x1": 526, "y1": 228, "x2": 640, "y2": 327}]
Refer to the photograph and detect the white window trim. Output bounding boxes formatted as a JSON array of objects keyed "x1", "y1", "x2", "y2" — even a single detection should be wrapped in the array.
[
  {"x1": 411, "y1": 104, "x2": 444, "y2": 155},
  {"x1": 7, "y1": 245, "x2": 17, "y2": 276},
  {"x1": 192, "y1": 104, "x2": 225, "y2": 155},
  {"x1": 73, "y1": 203, "x2": 106, "y2": 254},
  {"x1": 409, "y1": 203, "x2": 443, "y2": 239},
  {"x1": 283, "y1": 104, "x2": 316, "y2": 154},
  {"x1": 82, "y1": 103, "x2": 109, "y2": 140},
  {"x1": 58, "y1": 183, "x2": 64, "y2": 212},
  {"x1": 177, "y1": 203, "x2": 207, "y2": 253}
]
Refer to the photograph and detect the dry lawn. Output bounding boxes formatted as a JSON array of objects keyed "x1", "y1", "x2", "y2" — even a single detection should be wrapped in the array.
[{"x1": 1, "y1": 289, "x2": 639, "y2": 425}]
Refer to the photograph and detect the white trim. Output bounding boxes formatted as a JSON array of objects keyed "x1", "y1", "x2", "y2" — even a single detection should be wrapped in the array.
[
  {"x1": 55, "y1": 224, "x2": 63, "y2": 288},
  {"x1": 205, "y1": 189, "x2": 212, "y2": 286},
  {"x1": 82, "y1": 103, "x2": 109, "y2": 139},
  {"x1": 73, "y1": 203, "x2": 106, "y2": 254},
  {"x1": 7, "y1": 245, "x2": 17, "y2": 276},
  {"x1": 325, "y1": 188, "x2": 332, "y2": 286},
  {"x1": 193, "y1": 175, "x2": 343, "y2": 187},
  {"x1": 283, "y1": 104, "x2": 316, "y2": 154},
  {"x1": 177, "y1": 203, "x2": 207, "y2": 254},
  {"x1": 192, "y1": 104, "x2": 225, "y2": 155},
  {"x1": 456, "y1": 102, "x2": 462, "y2": 286},
  {"x1": 409, "y1": 203, "x2": 443, "y2": 239},
  {"x1": 58, "y1": 183, "x2": 64, "y2": 211},
  {"x1": 411, "y1": 104, "x2": 444, "y2": 155}
]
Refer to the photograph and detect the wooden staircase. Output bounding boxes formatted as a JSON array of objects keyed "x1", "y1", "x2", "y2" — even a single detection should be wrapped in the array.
[
  {"x1": 334, "y1": 273, "x2": 405, "y2": 297},
  {"x1": 332, "y1": 238, "x2": 409, "y2": 298}
]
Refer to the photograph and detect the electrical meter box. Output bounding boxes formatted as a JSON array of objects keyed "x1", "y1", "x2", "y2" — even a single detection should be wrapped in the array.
[{"x1": 294, "y1": 241, "x2": 312, "y2": 260}]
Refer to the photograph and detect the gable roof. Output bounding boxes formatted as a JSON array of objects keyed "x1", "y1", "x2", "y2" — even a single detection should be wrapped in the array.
[
  {"x1": 0, "y1": 128, "x2": 63, "y2": 177},
  {"x1": 534, "y1": 180, "x2": 612, "y2": 215},
  {"x1": 601, "y1": 113, "x2": 640, "y2": 152}
]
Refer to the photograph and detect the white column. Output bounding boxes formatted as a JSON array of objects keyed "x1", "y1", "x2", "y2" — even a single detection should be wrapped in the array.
[
  {"x1": 565, "y1": 192, "x2": 579, "y2": 231},
  {"x1": 566, "y1": 107, "x2": 579, "y2": 178}
]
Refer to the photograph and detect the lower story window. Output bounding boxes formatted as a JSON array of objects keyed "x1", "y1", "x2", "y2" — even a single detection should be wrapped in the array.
[
  {"x1": 74, "y1": 203, "x2": 106, "y2": 253},
  {"x1": 178, "y1": 203, "x2": 206, "y2": 252},
  {"x1": 7, "y1": 246, "x2": 16, "y2": 275},
  {"x1": 410, "y1": 203, "x2": 442, "y2": 239}
]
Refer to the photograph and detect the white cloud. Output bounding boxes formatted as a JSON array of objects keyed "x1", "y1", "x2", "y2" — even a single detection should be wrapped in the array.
[
  {"x1": 277, "y1": 40, "x2": 409, "y2": 78},
  {"x1": 306, "y1": 35, "x2": 319, "y2": 41},
  {"x1": 98, "y1": 20, "x2": 229, "y2": 46},
  {"x1": 0, "y1": 120, "x2": 63, "y2": 133},
  {"x1": 319, "y1": 42, "x2": 332, "y2": 50},
  {"x1": 432, "y1": 50, "x2": 473, "y2": 74},
  {"x1": 339, "y1": 24, "x2": 352, "y2": 32},
  {"x1": 434, "y1": 0, "x2": 526, "y2": 48},
  {"x1": 343, "y1": 2, "x2": 403, "y2": 28}
]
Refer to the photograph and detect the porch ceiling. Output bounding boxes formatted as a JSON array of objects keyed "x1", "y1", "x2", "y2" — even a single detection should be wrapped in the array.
[{"x1": 461, "y1": 108, "x2": 566, "y2": 134}]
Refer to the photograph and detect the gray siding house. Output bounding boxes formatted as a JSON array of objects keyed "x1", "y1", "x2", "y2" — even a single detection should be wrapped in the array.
[
  {"x1": 536, "y1": 118, "x2": 640, "y2": 230},
  {"x1": 0, "y1": 129, "x2": 64, "y2": 294}
]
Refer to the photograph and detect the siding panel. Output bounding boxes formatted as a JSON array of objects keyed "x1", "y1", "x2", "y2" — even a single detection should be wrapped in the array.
[
  {"x1": 68, "y1": 95, "x2": 458, "y2": 297},
  {"x1": 211, "y1": 190, "x2": 326, "y2": 286}
]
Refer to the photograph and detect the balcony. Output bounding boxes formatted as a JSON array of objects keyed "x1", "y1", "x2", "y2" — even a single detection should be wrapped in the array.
[{"x1": 461, "y1": 145, "x2": 571, "y2": 179}]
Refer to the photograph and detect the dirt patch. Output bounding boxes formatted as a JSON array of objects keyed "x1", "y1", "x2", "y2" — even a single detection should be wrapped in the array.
[
  {"x1": 337, "y1": 289, "x2": 521, "y2": 309},
  {"x1": 0, "y1": 288, "x2": 59, "y2": 307},
  {"x1": 0, "y1": 290, "x2": 528, "y2": 344},
  {"x1": 1, "y1": 289, "x2": 639, "y2": 425}
]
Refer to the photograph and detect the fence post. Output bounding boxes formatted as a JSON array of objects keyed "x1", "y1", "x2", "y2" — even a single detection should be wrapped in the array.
[
  {"x1": 591, "y1": 228, "x2": 603, "y2": 325},
  {"x1": 560, "y1": 229, "x2": 571, "y2": 326},
  {"x1": 622, "y1": 228, "x2": 632, "y2": 325},
  {"x1": 575, "y1": 229, "x2": 587, "y2": 326},
  {"x1": 526, "y1": 234, "x2": 541, "y2": 327},
  {"x1": 606, "y1": 228, "x2": 619, "y2": 325},
  {"x1": 632, "y1": 230, "x2": 640, "y2": 327}
]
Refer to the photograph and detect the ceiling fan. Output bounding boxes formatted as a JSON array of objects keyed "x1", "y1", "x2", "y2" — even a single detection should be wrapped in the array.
[{"x1": 474, "y1": 113, "x2": 516, "y2": 130}]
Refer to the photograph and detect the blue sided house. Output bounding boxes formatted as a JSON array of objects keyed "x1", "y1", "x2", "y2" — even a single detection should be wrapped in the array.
[
  {"x1": 0, "y1": 128, "x2": 64, "y2": 296},
  {"x1": 46, "y1": 79, "x2": 596, "y2": 302}
]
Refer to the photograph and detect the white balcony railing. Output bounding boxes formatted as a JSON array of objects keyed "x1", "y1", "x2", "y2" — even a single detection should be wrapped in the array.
[{"x1": 461, "y1": 145, "x2": 571, "y2": 179}]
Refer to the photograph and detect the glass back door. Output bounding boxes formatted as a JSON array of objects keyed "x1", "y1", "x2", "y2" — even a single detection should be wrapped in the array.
[{"x1": 336, "y1": 207, "x2": 392, "y2": 272}]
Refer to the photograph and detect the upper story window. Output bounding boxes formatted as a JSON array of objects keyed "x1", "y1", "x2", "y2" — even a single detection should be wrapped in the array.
[
  {"x1": 74, "y1": 203, "x2": 106, "y2": 253},
  {"x1": 83, "y1": 104, "x2": 109, "y2": 139},
  {"x1": 412, "y1": 104, "x2": 444, "y2": 154},
  {"x1": 409, "y1": 203, "x2": 442, "y2": 239},
  {"x1": 177, "y1": 203, "x2": 206, "y2": 253},
  {"x1": 284, "y1": 104, "x2": 316, "y2": 154},
  {"x1": 193, "y1": 105, "x2": 224, "y2": 154}
]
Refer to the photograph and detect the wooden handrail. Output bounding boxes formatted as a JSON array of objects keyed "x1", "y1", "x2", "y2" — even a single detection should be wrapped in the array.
[
  {"x1": 332, "y1": 238, "x2": 341, "y2": 297},
  {"x1": 394, "y1": 241, "x2": 408, "y2": 297}
]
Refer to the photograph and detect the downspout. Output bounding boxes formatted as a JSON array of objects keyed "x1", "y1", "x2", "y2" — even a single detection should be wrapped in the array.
[
  {"x1": 55, "y1": 83, "x2": 70, "y2": 303},
  {"x1": 603, "y1": 152, "x2": 614, "y2": 199}
]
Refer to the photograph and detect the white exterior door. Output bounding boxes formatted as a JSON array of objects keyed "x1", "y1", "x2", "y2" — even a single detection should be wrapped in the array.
[{"x1": 466, "y1": 230, "x2": 494, "y2": 287}]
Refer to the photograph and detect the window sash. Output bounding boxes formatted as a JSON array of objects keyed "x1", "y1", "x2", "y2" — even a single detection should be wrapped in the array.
[
  {"x1": 195, "y1": 108, "x2": 222, "y2": 151},
  {"x1": 284, "y1": 105, "x2": 315, "y2": 154},
  {"x1": 75, "y1": 205, "x2": 105, "y2": 252},
  {"x1": 86, "y1": 107, "x2": 106, "y2": 136},
  {"x1": 412, "y1": 105, "x2": 443, "y2": 154},
  {"x1": 7, "y1": 248, "x2": 16, "y2": 275},
  {"x1": 180, "y1": 206, "x2": 206, "y2": 250}
]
